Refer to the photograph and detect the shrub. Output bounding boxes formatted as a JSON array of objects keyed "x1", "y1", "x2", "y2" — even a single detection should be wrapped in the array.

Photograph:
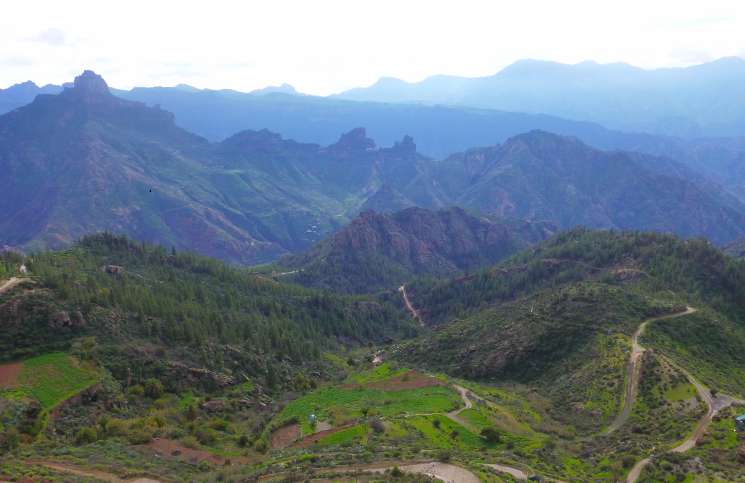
[
  {"x1": 128, "y1": 385, "x2": 145, "y2": 396},
  {"x1": 0, "y1": 428, "x2": 20, "y2": 451},
  {"x1": 195, "y1": 426, "x2": 218, "y2": 445},
  {"x1": 209, "y1": 418, "x2": 230, "y2": 432},
  {"x1": 369, "y1": 418, "x2": 385, "y2": 433},
  {"x1": 182, "y1": 435, "x2": 199, "y2": 449},
  {"x1": 254, "y1": 438, "x2": 268, "y2": 453},
  {"x1": 437, "y1": 450, "x2": 451, "y2": 462},
  {"x1": 104, "y1": 418, "x2": 129, "y2": 437},
  {"x1": 185, "y1": 403, "x2": 198, "y2": 421},
  {"x1": 127, "y1": 428, "x2": 154, "y2": 445},
  {"x1": 75, "y1": 427, "x2": 98, "y2": 445},
  {"x1": 144, "y1": 378, "x2": 165, "y2": 399},
  {"x1": 480, "y1": 427, "x2": 501, "y2": 444}
]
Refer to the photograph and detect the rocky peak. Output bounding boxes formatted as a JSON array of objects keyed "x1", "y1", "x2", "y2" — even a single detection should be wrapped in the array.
[
  {"x1": 70, "y1": 70, "x2": 112, "y2": 98},
  {"x1": 390, "y1": 135, "x2": 416, "y2": 155},
  {"x1": 333, "y1": 127, "x2": 376, "y2": 152}
]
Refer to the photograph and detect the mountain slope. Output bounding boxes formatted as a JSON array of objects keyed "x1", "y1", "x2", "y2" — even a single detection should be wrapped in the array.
[
  {"x1": 336, "y1": 57, "x2": 745, "y2": 138},
  {"x1": 431, "y1": 131, "x2": 745, "y2": 244},
  {"x1": 397, "y1": 229, "x2": 745, "y2": 430},
  {"x1": 0, "y1": 72, "x2": 437, "y2": 262},
  {"x1": 0, "y1": 72, "x2": 275, "y2": 258},
  {"x1": 278, "y1": 207, "x2": 555, "y2": 293},
  {"x1": 0, "y1": 233, "x2": 412, "y2": 380},
  {"x1": 8, "y1": 73, "x2": 745, "y2": 200}
]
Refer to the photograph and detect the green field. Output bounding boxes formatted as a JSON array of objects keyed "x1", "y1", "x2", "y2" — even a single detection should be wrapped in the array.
[
  {"x1": 348, "y1": 362, "x2": 406, "y2": 385},
  {"x1": 316, "y1": 424, "x2": 368, "y2": 447},
  {"x1": 406, "y1": 414, "x2": 487, "y2": 450},
  {"x1": 17, "y1": 352, "x2": 101, "y2": 409},
  {"x1": 273, "y1": 384, "x2": 462, "y2": 434}
]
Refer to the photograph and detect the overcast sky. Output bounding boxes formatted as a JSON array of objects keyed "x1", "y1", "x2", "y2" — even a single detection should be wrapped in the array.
[{"x1": 1, "y1": 0, "x2": 744, "y2": 95}]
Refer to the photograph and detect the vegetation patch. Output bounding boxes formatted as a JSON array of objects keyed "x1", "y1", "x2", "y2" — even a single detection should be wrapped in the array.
[
  {"x1": 15, "y1": 353, "x2": 100, "y2": 410},
  {"x1": 309, "y1": 423, "x2": 367, "y2": 447},
  {"x1": 273, "y1": 385, "x2": 461, "y2": 435}
]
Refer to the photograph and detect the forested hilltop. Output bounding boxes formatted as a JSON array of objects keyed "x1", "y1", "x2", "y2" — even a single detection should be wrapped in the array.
[{"x1": 1, "y1": 233, "x2": 413, "y2": 385}]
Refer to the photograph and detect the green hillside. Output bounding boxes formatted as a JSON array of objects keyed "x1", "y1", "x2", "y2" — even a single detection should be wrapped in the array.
[{"x1": 3, "y1": 229, "x2": 745, "y2": 482}]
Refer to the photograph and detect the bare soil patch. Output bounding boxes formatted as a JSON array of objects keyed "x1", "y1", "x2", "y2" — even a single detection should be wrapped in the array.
[
  {"x1": 26, "y1": 461, "x2": 162, "y2": 483},
  {"x1": 139, "y1": 437, "x2": 250, "y2": 465},
  {"x1": 0, "y1": 362, "x2": 21, "y2": 388},
  {"x1": 270, "y1": 423, "x2": 301, "y2": 449},
  {"x1": 346, "y1": 370, "x2": 441, "y2": 391}
]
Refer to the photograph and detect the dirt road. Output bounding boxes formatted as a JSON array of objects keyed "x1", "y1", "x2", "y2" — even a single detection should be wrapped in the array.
[
  {"x1": 368, "y1": 461, "x2": 481, "y2": 483},
  {"x1": 399, "y1": 284, "x2": 424, "y2": 326},
  {"x1": 27, "y1": 461, "x2": 161, "y2": 483},
  {"x1": 446, "y1": 384, "x2": 476, "y2": 430},
  {"x1": 623, "y1": 307, "x2": 745, "y2": 482},
  {"x1": 484, "y1": 463, "x2": 529, "y2": 480},
  {"x1": 607, "y1": 307, "x2": 698, "y2": 434},
  {"x1": 626, "y1": 457, "x2": 651, "y2": 483},
  {"x1": 0, "y1": 277, "x2": 26, "y2": 295}
]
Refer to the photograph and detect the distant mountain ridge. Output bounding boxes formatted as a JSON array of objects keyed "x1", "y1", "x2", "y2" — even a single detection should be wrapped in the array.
[
  {"x1": 335, "y1": 57, "x2": 745, "y2": 138},
  {"x1": 419, "y1": 131, "x2": 745, "y2": 244},
  {"x1": 278, "y1": 207, "x2": 555, "y2": 293}
]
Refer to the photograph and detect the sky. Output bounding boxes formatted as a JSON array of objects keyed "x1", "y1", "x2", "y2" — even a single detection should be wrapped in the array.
[{"x1": 1, "y1": 0, "x2": 744, "y2": 95}]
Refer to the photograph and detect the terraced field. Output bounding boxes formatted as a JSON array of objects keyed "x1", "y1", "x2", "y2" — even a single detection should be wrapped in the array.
[{"x1": 0, "y1": 352, "x2": 100, "y2": 409}]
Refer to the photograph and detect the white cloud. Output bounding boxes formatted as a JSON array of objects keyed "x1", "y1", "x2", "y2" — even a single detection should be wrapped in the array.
[
  {"x1": 0, "y1": 0, "x2": 744, "y2": 94},
  {"x1": 26, "y1": 28, "x2": 68, "y2": 46}
]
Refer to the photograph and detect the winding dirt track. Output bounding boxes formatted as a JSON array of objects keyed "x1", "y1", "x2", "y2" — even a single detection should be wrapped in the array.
[
  {"x1": 399, "y1": 284, "x2": 424, "y2": 326},
  {"x1": 446, "y1": 384, "x2": 475, "y2": 430},
  {"x1": 624, "y1": 306, "x2": 745, "y2": 482},
  {"x1": 484, "y1": 463, "x2": 529, "y2": 480},
  {"x1": 367, "y1": 462, "x2": 481, "y2": 483},
  {"x1": 607, "y1": 307, "x2": 698, "y2": 435},
  {"x1": 0, "y1": 277, "x2": 26, "y2": 295},
  {"x1": 27, "y1": 461, "x2": 161, "y2": 483}
]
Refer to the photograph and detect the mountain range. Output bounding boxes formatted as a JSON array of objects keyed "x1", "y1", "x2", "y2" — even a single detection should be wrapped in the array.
[
  {"x1": 3, "y1": 71, "x2": 745, "y2": 263},
  {"x1": 336, "y1": 57, "x2": 745, "y2": 138},
  {"x1": 6, "y1": 63, "x2": 745, "y2": 203}
]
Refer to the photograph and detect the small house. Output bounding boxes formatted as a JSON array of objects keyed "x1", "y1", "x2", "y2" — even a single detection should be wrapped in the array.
[{"x1": 735, "y1": 414, "x2": 745, "y2": 431}]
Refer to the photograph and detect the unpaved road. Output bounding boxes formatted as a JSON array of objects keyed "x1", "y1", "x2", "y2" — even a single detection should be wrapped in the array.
[
  {"x1": 28, "y1": 461, "x2": 161, "y2": 483},
  {"x1": 626, "y1": 457, "x2": 651, "y2": 483},
  {"x1": 399, "y1": 284, "x2": 424, "y2": 326},
  {"x1": 447, "y1": 384, "x2": 565, "y2": 482},
  {"x1": 368, "y1": 461, "x2": 481, "y2": 483},
  {"x1": 484, "y1": 463, "x2": 528, "y2": 480},
  {"x1": 625, "y1": 365, "x2": 742, "y2": 483},
  {"x1": 0, "y1": 277, "x2": 26, "y2": 295},
  {"x1": 671, "y1": 370, "x2": 713, "y2": 453},
  {"x1": 624, "y1": 306, "x2": 745, "y2": 482},
  {"x1": 446, "y1": 384, "x2": 476, "y2": 430},
  {"x1": 607, "y1": 307, "x2": 698, "y2": 434}
]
